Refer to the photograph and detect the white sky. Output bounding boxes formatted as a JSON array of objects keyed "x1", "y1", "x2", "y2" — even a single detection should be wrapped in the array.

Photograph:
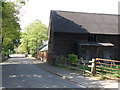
[{"x1": 19, "y1": 0, "x2": 120, "y2": 29}]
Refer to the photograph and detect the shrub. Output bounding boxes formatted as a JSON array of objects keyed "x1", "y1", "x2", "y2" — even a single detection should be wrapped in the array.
[
  {"x1": 55, "y1": 55, "x2": 67, "y2": 65},
  {"x1": 60, "y1": 55, "x2": 67, "y2": 64},
  {"x1": 68, "y1": 54, "x2": 79, "y2": 64}
]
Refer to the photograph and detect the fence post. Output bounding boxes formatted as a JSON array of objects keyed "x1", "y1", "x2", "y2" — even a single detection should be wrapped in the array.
[{"x1": 91, "y1": 58, "x2": 96, "y2": 76}]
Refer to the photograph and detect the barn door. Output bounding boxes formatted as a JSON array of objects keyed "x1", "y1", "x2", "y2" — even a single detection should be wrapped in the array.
[
  {"x1": 85, "y1": 47, "x2": 96, "y2": 61},
  {"x1": 86, "y1": 47, "x2": 113, "y2": 61},
  {"x1": 79, "y1": 46, "x2": 113, "y2": 62},
  {"x1": 85, "y1": 47, "x2": 113, "y2": 61}
]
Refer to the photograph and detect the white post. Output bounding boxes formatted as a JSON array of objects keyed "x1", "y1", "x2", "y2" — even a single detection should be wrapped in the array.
[{"x1": 91, "y1": 58, "x2": 96, "y2": 76}]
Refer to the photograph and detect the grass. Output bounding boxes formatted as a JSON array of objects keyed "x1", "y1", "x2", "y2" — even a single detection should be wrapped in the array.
[
  {"x1": 55, "y1": 62, "x2": 120, "y2": 80},
  {"x1": 56, "y1": 64, "x2": 83, "y2": 73},
  {"x1": 78, "y1": 65, "x2": 91, "y2": 71},
  {"x1": 96, "y1": 65, "x2": 120, "y2": 79}
]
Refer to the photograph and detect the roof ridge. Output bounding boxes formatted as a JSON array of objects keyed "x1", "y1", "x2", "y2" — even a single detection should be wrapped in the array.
[{"x1": 51, "y1": 10, "x2": 119, "y2": 16}]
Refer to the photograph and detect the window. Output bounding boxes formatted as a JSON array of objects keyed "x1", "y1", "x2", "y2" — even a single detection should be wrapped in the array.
[{"x1": 88, "y1": 35, "x2": 96, "y2": 42}]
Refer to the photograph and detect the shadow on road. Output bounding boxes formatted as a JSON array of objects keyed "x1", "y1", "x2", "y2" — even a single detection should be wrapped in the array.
[{"x1": 1, "y1": 57, "x2": 83, "y2": 88}]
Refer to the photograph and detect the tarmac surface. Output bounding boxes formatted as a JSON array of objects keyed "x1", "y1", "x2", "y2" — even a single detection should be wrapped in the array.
[{"x1": 1, "y1": 55, "x2": 84, "y2": 88}]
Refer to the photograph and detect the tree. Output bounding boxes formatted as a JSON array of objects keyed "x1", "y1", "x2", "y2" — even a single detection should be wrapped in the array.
[
  {"x1": 20, "y1": 20, "x2": 48, "y2": 56},
  {"x1": 0, "y1": 1, "x2": 2, "y2": 62},
  {"x1": 2, "y1": 1, "x2": 21, "y2": 55}
]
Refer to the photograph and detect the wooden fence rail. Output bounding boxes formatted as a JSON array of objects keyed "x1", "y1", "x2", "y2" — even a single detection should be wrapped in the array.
[{"x1": 89, "y1": 58, "x2": 120, "y2": 78}]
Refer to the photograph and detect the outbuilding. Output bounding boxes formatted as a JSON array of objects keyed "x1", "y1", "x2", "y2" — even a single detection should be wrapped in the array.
[{"x1": 38, "y1": 44, "x2": 48, "y2": 62}]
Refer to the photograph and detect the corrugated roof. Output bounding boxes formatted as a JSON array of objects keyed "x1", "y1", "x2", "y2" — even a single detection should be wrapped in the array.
[{"x1": 50, "y1": 10, "x2": 119, "y2": 35}]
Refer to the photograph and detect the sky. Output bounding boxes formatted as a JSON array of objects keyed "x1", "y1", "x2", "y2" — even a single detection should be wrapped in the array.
[{"x1": 19, "y1": 0, "x2": 120, "y2": 29}]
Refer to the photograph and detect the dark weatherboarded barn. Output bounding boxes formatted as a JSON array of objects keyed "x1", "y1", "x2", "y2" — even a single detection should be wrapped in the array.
[{"x1": 48, "y1": 10, "x2": 120, "y2": 64}]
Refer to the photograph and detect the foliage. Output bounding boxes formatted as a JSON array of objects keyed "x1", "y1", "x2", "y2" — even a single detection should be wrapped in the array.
[
  {"x1": 20, "y1": 20, "x2": 48, "y2": 56},
  {"x1": 68, "y1": 54, "x2": 79, "y2": 64},
  {"x1": 2, "y1": 1, "x2": 21, "y2": 55},
  {"x1": 55, "y1": 55, "x2": 67, "y2": 65},
  {"x1": 60, "y1": 55, "x2": 67, "y2": 63}
]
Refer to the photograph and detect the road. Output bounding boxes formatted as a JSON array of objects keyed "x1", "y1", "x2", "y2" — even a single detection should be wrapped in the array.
[{"x1": 1, "y1": 55, "x2": 82, "y2": 88}]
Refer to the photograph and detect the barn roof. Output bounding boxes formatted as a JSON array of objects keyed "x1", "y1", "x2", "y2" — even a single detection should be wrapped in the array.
[{"x1": 50, "y1": 10, "x2": 119, "y2": 35}]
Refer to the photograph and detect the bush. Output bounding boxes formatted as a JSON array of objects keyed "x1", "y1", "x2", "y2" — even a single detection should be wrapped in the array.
[
  {"x1": 68, "y1": 54, "x2": 79, "y2": 64},
  {"x1": 31, "y1": 51, "x2": 36, "y2": 57},
  {"x1": 55, "y1": 55, "x2": 67, "y2": 65}
]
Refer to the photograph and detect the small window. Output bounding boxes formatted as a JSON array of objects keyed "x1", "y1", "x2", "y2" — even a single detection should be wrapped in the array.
[{"x1": 88, "y1": 35, "x2": 96, "y2": 42}]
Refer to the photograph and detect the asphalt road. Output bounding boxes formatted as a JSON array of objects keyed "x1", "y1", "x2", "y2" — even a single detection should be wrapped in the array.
[{"x1": 1, "y1": 55, "x2": 82, "y2": 88}]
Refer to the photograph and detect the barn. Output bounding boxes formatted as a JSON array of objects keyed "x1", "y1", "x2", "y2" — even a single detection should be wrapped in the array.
[{"x1": 48, "y1": 10, "x2": 120, "y2": 64}]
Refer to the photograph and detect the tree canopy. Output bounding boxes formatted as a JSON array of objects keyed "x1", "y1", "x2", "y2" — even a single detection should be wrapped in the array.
[
  {"x1": 20, "y1": 20, "x2": 48, "y2": 56},
  {"x1": 1, "y1": 1, "x2": 22, "y2": 55}
]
